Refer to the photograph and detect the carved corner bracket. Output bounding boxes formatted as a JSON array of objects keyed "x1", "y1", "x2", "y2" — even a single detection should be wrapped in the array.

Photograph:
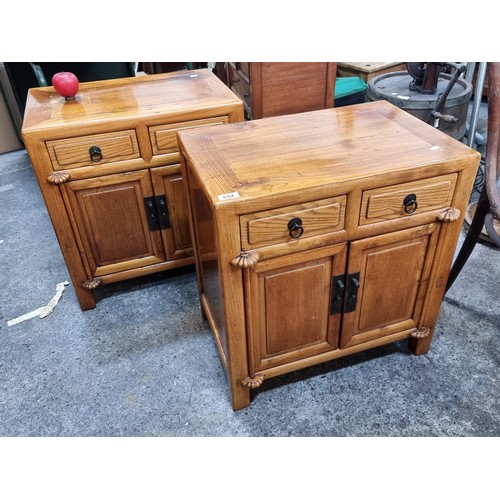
[
  {"x1": 437, "y1": 207, "x2": 461, "y2": 223},
  {"x1": 231, "y1": 250, "x2": 260, "y2": 268},
  {"x1": 241, "y1": 374, "x2": 265, "y2": 389},
  {"x1": 410, "y1": 326, "x2": 431, "y2": 339},
  {"x1": 81, "y1": 278, "x2": 102, "y2": 290},
  {"x1": 47, "y1": 171, "x2": 71, "y2": 185}
]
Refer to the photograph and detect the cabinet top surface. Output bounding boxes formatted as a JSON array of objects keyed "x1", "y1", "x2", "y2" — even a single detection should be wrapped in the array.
[
  {"x1": 178, "y1": 100, "x2": 480, "y2": 207},
  {"x1": 22, "y1": 69, "x2": 242, "y2": 133}
]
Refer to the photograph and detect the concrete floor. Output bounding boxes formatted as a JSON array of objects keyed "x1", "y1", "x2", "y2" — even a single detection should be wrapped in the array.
[{"x1": 1, "y1": 109, "x2": 499, "y2": 439}]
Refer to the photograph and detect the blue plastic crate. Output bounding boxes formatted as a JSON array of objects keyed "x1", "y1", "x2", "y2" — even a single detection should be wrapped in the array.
[{"x1": 334, "y1": 77, "x2": 368, "y2": 106}]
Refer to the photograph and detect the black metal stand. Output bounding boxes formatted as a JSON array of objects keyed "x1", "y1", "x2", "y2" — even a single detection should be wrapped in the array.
[
  {"x1": 446, "y1": 62, "x2": 500, "y2": 293},
  {"x1": 445, "y1": 186, "x2": 491, "y2": 293}
]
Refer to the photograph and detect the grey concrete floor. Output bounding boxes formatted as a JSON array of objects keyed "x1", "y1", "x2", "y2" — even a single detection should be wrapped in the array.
[{"x1": 0, "y1": 111, "x2": 499, "y2": 439}]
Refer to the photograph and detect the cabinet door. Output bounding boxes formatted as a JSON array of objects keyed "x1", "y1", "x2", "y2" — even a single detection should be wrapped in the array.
[
  {"x1": 245, "y1": 244, "x2": 347, "y2": 373},
  {"x1": 340, "y1": 223, "x2": 441, "y2": 348},
  {"x1": 62, "y1": 170, "x2": 166, "y2": 278},
  {"x1": 151, "y1": 166, "x2": 192, "y2": 261}
]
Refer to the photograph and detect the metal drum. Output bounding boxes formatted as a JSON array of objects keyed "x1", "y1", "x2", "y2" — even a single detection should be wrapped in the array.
[{"x1": 367, "y1": 71, "x2": 472, "y2": 141}]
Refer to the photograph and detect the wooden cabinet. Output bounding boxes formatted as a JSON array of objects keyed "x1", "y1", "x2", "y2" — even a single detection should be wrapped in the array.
[
  {"x1": 224, "y1": 62, "x2": 336, "y2": 119},
  {"x1": 22, "y1": 69, "x2": 244, "y2": 310},
  {"x1": 178, "y1": 100, "x2": 480, "y2": 410}
]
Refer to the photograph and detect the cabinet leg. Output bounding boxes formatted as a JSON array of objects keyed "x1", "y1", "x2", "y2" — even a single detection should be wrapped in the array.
[
  {"x1": 74, "y1": 286, "x2": 96, "y2": 311},
  {"x1": 229, "y1": 381, "x2": 251, "y2": 411},
  {"x1": 409, "y1": 334, "x2": 433, "y2": 355}
]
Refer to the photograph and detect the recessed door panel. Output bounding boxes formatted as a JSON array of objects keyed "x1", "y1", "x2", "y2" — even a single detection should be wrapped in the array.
[
  {"x1": 340, "y1": 224, "x2": 440, "y2": 348},
  {"x1": 151, "y1": 166, "x2": 193, "y2": 261},
  {"x1": 63, "y1": 170, "x2": 165, "y2": 277},
  {"x1": 264, "y1": 262, "x2": 329, "y2": 355},
  {"x1": 245, "y1": 244, "x2": 347, "y2": 373}
]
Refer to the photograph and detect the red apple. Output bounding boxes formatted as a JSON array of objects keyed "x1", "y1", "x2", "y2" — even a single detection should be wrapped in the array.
[{"x1": 52, "y1": 71, "x2": 79, "y2": 101}]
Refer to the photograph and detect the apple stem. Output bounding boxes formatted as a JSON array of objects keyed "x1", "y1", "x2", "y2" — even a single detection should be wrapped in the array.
[{"x1": 64, "y1": 96, "x2": 76, "y2": 102}]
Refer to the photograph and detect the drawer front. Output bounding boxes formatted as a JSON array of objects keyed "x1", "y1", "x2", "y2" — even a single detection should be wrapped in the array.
[
  {"x1": 241, "y1": 196, "x2": 347, "y2": 250},
  {"x1": 360, "y1": 173, "x2": 458, "y2": 225},
  {"x1": 228, "y1": 65, "x2": 251, "y2": 111},
  {"x1": 47, "y1": 130, "x2": 140, "y2": 170},
  {"x1": 149, "y1": 116, "x2": 229, "y2": 156}
]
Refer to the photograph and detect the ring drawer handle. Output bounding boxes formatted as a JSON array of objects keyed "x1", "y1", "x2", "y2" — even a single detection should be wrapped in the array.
[
  {"x1": 403, "y1": 193, "x2": 418, "y2": 214},
  {"x1": 288, "y1": 217, "x2": 304, "y2": 238},
  {"x1": 89, "y1": 146, "x2": 102, "y2": 162}
]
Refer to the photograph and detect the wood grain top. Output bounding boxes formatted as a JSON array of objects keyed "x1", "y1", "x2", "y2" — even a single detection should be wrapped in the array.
[
  {"x1": 178, "y1": 100, "x2": 480, "y2": 207},
  {"x1": 22, "y1": 69, "x2": 242, "y2": 132},
  {"x1": 337, "y1": 62, "x2": 404, "y2": 72}
]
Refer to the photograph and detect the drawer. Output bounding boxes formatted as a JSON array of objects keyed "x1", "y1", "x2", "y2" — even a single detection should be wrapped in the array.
[
  {"x1": 359, "y1": 173, "x2": 458, "y2": 225},
  {"x1": 241, "y1": 196, "x2": 347, "y2": 250},
  {"x1": 149, "y1": 116, "x2": 228, "y2": 156},
  {"x1": 228, "y1": 65, "x2": 251, "y2": 111},
  {"x1": 46, "y1": 130, "x2": 140, "y2": 170}
]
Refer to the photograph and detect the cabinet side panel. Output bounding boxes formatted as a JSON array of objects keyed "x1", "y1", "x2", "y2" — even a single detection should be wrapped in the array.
[
  {"x1": 410, "y1": 161, "x2": 480, "y2": 354},
  {"x1": 260, "y1": 62, "x2": 331, "y2": 118},
  {"x1": 187, "y1": 173, "x2": 227, "y2": 355},
  {"x1": 22, "y1": 134, "x2": 97, "y2": 310}
]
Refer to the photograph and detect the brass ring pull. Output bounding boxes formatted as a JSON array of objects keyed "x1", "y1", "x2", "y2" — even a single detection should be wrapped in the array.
[
  {"x1": 288, "y1": 217, "x2": 304, "y2": 238},
  {"x1": 89, "y1": 146, "x2": 102, "y2": 163},
  {"x1": 403, "y1": 193, "x2": 418, "y2": 214}
]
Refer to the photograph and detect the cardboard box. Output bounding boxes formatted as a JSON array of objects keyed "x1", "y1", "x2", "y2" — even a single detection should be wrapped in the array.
[
  {"x1": 0, "y1": 90, "x2": 23, "y2": 153},
  {"x1": 0, "y1": 62, "x2": 23, "y2": 153}
]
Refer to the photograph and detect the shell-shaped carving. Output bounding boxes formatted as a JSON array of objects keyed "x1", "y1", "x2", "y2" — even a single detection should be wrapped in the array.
[
  {"x1": 410, "y1": 326, "x2": 431, "y2": 339},
  {"x1": 437, "y1": 207, "x2": 461, "y2": 223},
  {"x1": 241, "y1": 374, "x2": 265, "y2": 389},
  {"x1": 230, "y1": 250, "x2": 260, "y2": 268},
  {"x1": 47, "y1": 171, "x2": 71, "y2": 185},
  {"x1": 81, "y1": 278, "x2": 102, "y2": 290}
]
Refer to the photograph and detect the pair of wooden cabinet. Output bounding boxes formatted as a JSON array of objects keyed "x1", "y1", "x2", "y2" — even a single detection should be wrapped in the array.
[
  {"x1": 22, "y1": 70, "x2": 244, "y2": 310},
  {"x1": 178, "y1": 100, "x2": 480, "y2": 410}
]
